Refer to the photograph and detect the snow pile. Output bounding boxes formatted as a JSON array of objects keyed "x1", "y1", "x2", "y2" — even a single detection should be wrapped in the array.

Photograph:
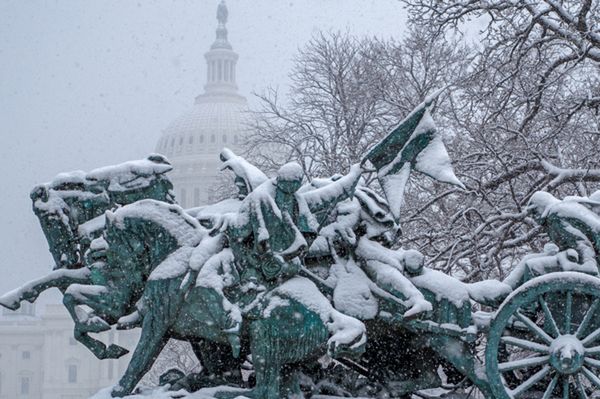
[
  {"x1": 89, "y1": 385, "x2": 251, "y2": 399},
  {"x1": 108, "y1": 199, "x2": 203, "y2": 247},
  {"x1": 188, "y1": 198, "x2": 242, "y2": 231},
  {"x1": 410, "y1": 268, "x2": 471, "y2": 308},
  {"x1": 87, "y1": 154, "x2": 172, "y2": 193},
  {"x1": 529, "y1": 191, "x2": 600, "y2": 232},
  {"x1": 276, "y1": 161, "x2": 304, "y2": 181},
  {"x1": 149, "y1": 246, "x2": 194, "y2": 281},
  {"x1": 78, "y1": 214, "x2": 106, "y2": 239},
  {"x1": 50, "y1": 170, "x2": 88, "y2": 187},
  {"x1": 302, "y1": 164, "x2": 362, "y2": 215},
  {"x1": 465, "y1": 280, "x2": 511, "y2": 304},
  {"x1": 411, "y1": 267, "x2": 513, "y2": 308},
  {"x1": 189, "y1": 234, "x2": 227, "y2": 271}
]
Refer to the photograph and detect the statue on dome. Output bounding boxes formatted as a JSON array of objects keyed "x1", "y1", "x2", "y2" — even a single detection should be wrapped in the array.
[{"x1": 217, "y1": 0, "x2": 228, "y2": 26}]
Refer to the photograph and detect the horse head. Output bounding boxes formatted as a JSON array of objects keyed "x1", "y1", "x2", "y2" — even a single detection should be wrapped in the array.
[{"x1": 31, "y1": 172, "x2": 110, "y2": 270}]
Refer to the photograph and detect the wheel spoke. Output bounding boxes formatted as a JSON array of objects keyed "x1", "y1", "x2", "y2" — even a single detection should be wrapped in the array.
[
  {"x1": 576, "y1": 299, "x2": 600, "y2": 339},
  {"x1": 565, "y1": 291, "x2": 573, "y2": 334},
  {"x1": 540, "y1": 296, "x2": 560, "y2": 338},
  {"x1": 584, "y1": 356, "x2": 600, "y2": 369},
  {"x1": 581, "y1": 366, "x2": 600, "y2": 389},
  {"x1": 511, "y1": 365, "x2": 550, "y2": 398},
  {"x1": 562, "y1": 376, "x2": 570, "y2": 399},
  {"x1": 576, "y1": 375, "x2": 588, "y2": 399},
  {"x1": 501, "y1": 336, "x2": 549, "y2": 353},
  {"x1": 542, "y1": 375, "x2": 559, "y2": 399},
  {"x1": 498, "y1": 355, "x2": 550, "y2": 372},
  {"x1": 582, "y1": 326, "x2": 600, "y2": 347},
  {"x1": 515, "y1": 310, "x2": 554, "y2": 344},
  {"x1": 586, "y1": 345, "x2": 600, "y2": 357}
]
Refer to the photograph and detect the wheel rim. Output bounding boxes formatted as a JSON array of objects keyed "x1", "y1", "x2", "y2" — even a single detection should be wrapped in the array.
[{"x1": 486, "y1": 272, "x2": 600, "y2": 399}]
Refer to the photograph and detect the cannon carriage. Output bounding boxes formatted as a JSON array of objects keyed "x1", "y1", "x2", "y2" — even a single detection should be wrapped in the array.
[
  {"x1": 296, "y1": 188, "x2": 600, "y2": 398},
  {"x1": 322, "y1": 256, "x2": 600, "y2": 398}
]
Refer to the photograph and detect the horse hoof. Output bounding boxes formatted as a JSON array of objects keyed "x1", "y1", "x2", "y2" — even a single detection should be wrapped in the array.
[
  {"x1": 82, "y1": 317, "x2": 112, "y2": 333},
  {"x1": 110, "y1": 389, "x2": 129, "y2": 398},
  {"x1": 0, "y1": 301, "x2": 20, "y2": 311},
  {"x1": 105, "y1": 344, "x2": 129, "y2": 359},
  {"x1": 0, "y1": 293, "x2": 21, "y2": 310}
]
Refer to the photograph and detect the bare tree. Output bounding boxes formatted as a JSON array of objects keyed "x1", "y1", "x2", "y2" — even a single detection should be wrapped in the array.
[
  {"x1": 246, "y1": 31, "x2": 395, "y2": 178},
  {"x1": 139, "y1": 339, "x2": 200, "y2": 387},
  {"x1": 397, "y1": 0, "x2": 600, "y2": 279}
]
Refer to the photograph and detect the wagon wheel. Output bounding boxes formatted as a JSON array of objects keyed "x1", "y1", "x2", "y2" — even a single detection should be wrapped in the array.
[{"x1": 486, "y1": 272, "x2": 600, "y2": 399}]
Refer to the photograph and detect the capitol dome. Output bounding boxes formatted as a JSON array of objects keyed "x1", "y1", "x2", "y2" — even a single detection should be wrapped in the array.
[{"x1": 156, "y1": 0, "x2": 248, "y2": 207}]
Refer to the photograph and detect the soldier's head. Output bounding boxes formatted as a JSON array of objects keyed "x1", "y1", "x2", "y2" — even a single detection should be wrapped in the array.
[
  {"x1": 543, "y1": 243, "x2": 559, "y2": 256},
  {"x1": 527, "y1": 191, "x2": 559, "y2": 222},
  {"x1": 234, "y1": 176, "x2": 249, "y2": 199},
  {"x1": 403, "y1": 249, "x2": 425, "y2": 276},
  {"x1": 276, "y1": 162, "x2": 303, "y2": 194}
]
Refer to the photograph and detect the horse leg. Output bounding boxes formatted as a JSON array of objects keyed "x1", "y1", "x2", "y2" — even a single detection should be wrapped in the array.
[
  {"x1": 0, "y1": 267, "x2": 90, "y2": 310},
  {"x1": 116, "y1": 310, "x2": 141, "y2": 330},
  {"x1": 193, "y1": 339, "x2": 243, "y2": 382},
  {"x1": 62, "y1": 285, "x2": 129, "y2": 360},
  {"x1": 63, "y1": 284, "x2": 113, "y2": 333},
  {"x1": 281, "y1": 364, "x2": 304, "y2": 399},
  {"x1": 73, "y1": 326, "x2": 129, "y2": 359},
  {"x1": 249, "y1": 320, "x2": 283, "y2": 399},
  {"x1": 112, "y1": 278, "x2": 184, "y2": 397}
]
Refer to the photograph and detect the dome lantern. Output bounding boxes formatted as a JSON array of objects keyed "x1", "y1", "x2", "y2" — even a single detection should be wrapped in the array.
[
  {"x1": 156, "y1": 1, "x2": 248, "y2": 208},
  {"x1": 202, "y1": 0, "x2": 240, "y2": 99}
]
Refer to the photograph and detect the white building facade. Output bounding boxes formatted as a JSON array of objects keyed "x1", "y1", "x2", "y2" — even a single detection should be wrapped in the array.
[{"x1": 0, "y1": 304, "x2": 137, "y2": 399}]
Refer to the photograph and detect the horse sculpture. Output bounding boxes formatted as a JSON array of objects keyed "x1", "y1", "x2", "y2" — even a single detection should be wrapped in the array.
[
  {"x1": 1, "y1": 156, "x2": 369, "y2": 398},
  {"x1": 0, "y1": 155, "x2": 175, "y2": 359}
]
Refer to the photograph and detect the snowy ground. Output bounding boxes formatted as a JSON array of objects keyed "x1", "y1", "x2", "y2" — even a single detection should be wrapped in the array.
[{"x1": 89, "y1": 386, "x2": 465, "y2": 399}]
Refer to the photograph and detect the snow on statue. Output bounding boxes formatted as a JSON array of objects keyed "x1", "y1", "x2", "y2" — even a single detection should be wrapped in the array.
[{"x1": 2, "y1": 94, "x2": 600, "y2": 399}]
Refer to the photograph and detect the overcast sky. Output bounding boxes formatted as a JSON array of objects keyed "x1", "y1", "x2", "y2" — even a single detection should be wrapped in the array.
[{"x1": 0, "y1": 0, "x2": 416, "y2": 300}]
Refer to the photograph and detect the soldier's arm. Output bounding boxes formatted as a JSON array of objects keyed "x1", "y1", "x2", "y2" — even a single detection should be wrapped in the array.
[{"x1": 300, "y1": 164, "x2": 362, "y2": 226}]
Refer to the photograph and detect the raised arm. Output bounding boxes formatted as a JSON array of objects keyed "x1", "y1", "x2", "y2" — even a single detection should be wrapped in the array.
[{"x1": 300, "y1": 164, "x2": 363, "y2": 228}]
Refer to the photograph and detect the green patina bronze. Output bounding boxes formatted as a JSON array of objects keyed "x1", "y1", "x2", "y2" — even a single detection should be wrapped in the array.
[{"x1": 1, "y1": 99, "x2": 600, "y2": 399}]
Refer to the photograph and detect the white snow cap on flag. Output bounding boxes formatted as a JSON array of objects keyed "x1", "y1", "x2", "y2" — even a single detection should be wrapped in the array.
[{"x1": 412, "y1": 109, "x2": 464, "y2": 188}]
